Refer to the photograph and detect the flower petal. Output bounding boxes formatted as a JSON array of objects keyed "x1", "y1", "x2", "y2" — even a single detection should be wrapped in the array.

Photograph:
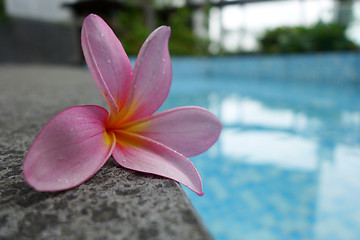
[
  {"x1": 23, "y1": 105, "x2": 115, "y2": 191},
  {"x1": 81, "y1": 14, "x2": 133, "y2": 116},
  {"x1": 123, "y1": 107, "x2": 222, "y2": 157},
  {"x1": 125, "y1": 26, "x2": 172, "y2": 121},
  {"x1": 112, "y1": 131, "x2": 204, "y2": 196}
]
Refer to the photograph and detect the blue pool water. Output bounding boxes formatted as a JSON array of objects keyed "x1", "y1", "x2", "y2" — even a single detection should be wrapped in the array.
[{"x1": 159, "y1": 59, "x2": 360, "y2": 240}]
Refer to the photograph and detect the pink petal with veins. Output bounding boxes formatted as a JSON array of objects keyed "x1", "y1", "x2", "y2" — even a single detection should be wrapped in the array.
[
  {"x1": 124, "y1": 106, "x2": 222, "y2": 157},
  {"x1": 81, "y1": 14, "x2": 133, "y2": 116},
  {"x1": 112, "y1": 131, "x2": 204, "y2": 196},
  {"x1": 23, "y1": 105, "x2": 115, "y2": 191},
  {"x1": 125, "y1": 26, "x2": 172, "y2": 121}
]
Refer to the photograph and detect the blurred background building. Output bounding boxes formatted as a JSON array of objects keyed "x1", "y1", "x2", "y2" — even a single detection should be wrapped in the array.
[{"x1": 0, "y1": 0, "x2": 359, "y2": 63}]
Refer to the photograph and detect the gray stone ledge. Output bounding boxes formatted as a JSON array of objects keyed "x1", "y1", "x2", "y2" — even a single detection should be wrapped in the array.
[{"x1": 0, "y1": 64, "x2": 213, "y2": 240}]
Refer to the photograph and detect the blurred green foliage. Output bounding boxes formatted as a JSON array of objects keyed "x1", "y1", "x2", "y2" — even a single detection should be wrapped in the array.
[
  {"x1": 258, "y1": 22, "x2": 358, "y2": 53},
  {"x1": 162, "y1": 7, "x2": 210, "y2": 55},
  {"x1": 0, "y1": 0, "x2": 7, "y2": 22},
  {"x1": 114, "y1": 3, "x2": 209, "y2": 55},
  {"x1": 115, "y1": 3, "x2": 150, "y2": 55}
]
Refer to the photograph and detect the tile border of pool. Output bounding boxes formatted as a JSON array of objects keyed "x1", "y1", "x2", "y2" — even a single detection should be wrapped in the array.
[{"x1": 171, "y1": 52, "x2": 360, "y2": 82}]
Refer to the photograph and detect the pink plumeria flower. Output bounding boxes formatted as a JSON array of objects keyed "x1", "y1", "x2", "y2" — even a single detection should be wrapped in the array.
[{"x1": 23, "y1": 14, "x2": 222, "y2": 196}]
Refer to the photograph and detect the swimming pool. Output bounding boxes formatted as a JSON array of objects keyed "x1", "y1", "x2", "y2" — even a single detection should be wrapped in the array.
[{"x1": 160, "y1": 57, "x2": 360, "y2": 240}]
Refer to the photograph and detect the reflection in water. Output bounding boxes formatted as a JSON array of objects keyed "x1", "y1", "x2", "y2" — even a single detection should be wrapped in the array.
[
  {"x1": 221, "y1": 130, "x2": 318, "y2": 170},
  {"x1": 160, "y1": 77, "x2": 360, "y2": 240}
]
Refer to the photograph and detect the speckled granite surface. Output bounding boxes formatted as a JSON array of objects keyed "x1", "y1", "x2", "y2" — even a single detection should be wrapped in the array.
[{"x1": 0, "y1": 65, "x2": 213, "y2": 240}]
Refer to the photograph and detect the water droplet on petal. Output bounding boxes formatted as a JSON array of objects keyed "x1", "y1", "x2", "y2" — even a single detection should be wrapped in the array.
[
  {"x1": 100, "y1": 33, "x2": 104, "y2": 37},
  {"x1": 107, "y1": 59, "x2": 111, "y2": 64}
]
